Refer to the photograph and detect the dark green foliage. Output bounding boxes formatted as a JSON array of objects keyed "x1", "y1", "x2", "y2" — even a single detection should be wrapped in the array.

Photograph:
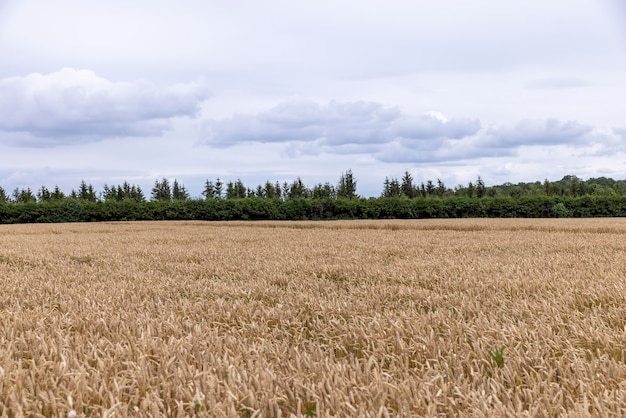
[
  {"x1": 287, "y1": 177, "x2": 309, "y2": 199},
  {"x1": 401, "y1": 171, "x2": 416, "y2": 198},
  {"x1": 0, "y1": 173, "x2": 626, "y2": 223},
  {"x1": 0, "y1": 193, "x2": 625, "y2": 224},
  {"x1": 37, "y1": 186, "x2": 51, "y2": 202},
  {"x1": 172, "y1": 179, "x2": 190, "y2": 201},
  {"x1": 382, "y1": 177, "x2": 401, "y2": 198},
  {"x1": 76, "y1": 180, "x2": 98, "y2": 202},
  {"x1": 226, "y1": 179, "x2": 247, "y2": 199},
  {"x1": 0, "y1": 186, "x2": 8, "y2": 204},
  {"x1": 12, "y1": 187, "x2": 37, "y2": 203},
  {"x1": 102, "y1": 182, "x2": 145, "y2": 203},
  {"x1": 311, "y1": 182, "x2": 335, "y2": 200},
  {"x1": 151, "y1": 178, "x2": 172, "y2": 201},
  {"x1": 476, "y1": 176, "x2": 486, "y2": 198},
  {"x1": 337, "y1": 169, "x2": 358, "y2": 199}
]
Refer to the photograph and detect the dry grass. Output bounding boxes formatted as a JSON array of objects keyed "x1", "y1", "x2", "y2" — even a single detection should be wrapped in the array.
[{"x1": 1, "y1": 219, "x2": 626, "y2": 417}]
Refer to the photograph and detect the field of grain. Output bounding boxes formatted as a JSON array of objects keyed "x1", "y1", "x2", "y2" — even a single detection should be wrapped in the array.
[{"x1": 1, "y1": 219, "x2": 626, "y2": 417}]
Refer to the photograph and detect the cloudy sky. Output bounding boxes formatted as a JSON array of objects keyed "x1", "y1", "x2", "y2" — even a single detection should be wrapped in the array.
[{"x1": 1, "y1": 0, "x2": 625, "y2": 197}]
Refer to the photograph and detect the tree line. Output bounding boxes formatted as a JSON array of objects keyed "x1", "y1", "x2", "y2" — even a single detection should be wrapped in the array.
[{"x1": 0, "y1": 171, "x2": 625, "y2": 223}]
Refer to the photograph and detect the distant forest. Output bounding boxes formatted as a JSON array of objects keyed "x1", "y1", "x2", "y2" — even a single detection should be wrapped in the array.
[{"x1": 1, "y1": 170, "x2": 626, "y2": 223}]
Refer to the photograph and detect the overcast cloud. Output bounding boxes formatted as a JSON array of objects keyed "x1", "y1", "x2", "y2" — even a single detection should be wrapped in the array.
[{"x1": 0, "y1": 0, "x2": 625, "y2": 197}]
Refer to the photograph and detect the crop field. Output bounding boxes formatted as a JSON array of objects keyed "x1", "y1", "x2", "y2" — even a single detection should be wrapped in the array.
[{"x1": 1, "y1": 219, "x2": 626, "y2": 417}]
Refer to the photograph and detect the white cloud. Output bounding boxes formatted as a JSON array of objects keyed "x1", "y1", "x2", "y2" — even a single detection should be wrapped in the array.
[{"x1": 0, "y1": 68, "x2": 210, "y2": 146}]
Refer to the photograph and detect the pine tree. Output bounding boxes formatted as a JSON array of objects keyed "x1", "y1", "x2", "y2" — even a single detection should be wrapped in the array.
[
  {"x1": 401, "y1": 171, "x2": 415, "y2": 198},
  {"x1": 214, "y1": 178, "x2": 223, "y2": 199},
  {"x1": 151, "y1": 178, "x2": 172, "y2": 201},
  {"x1": 425, "y1": 180, "x2": 435, "y2": 196},
  {"x1": 51, "y1": 186, "x2": 65, "y2": 200},
  {"x1": 476, "y1": 176, "x2": 486, "y2": 198},
  {"x1": 312, "y1": 182, "x2": 336, "y2": 199},
  {"x1": 264, "y1": 181, "x2": 277, "y2": 199},
  {"x1": 12, "y1": 188, "x2": 36, "y2": 203},
  {"x1": 467, "y1": 182, "x2": 475, "y2": 198},
  {"x1": 172, "y1": 179, "x2": 190, "y2": 201},
  {"x1": 436, "y1": 179, "x2": 446, "y2": 198},
  {"x1": 337, "y1": 169, "x2": 357, "y2": 199},
  {"x1": 382, "y1": 177, "x2": 401, "y2": 197},
  {"x1": 37, "y1": 186, "x2": 51, "y2": 202},
  {"x1": 419, "y1": 182, "x2": 426, "y2": 198},
  {"x1": 288, "y1": 177, "x2": 308, "y2": 199},
  {"x1": 102, "y1": 184, "x2": 114, "y2": 201},
  {"x1": 202, "y1": 180, "x2": 216, "y2": 200},
  {"x1": 133, "y1": 186, "x2": 146, "y2": 203}
]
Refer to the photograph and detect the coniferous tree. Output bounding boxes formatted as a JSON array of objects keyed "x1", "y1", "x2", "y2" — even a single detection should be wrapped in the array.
[
  {"x1": 288, "y1": 177, "x2": 308, "y2": 199},
  {"x1": 0, "y1": 186, "x2": 8, "y2": 203},
  {"x1": 436, "y1": 179, "x2": 447, "y2": 197},
  {"x1": 51, "y1": 186, "x2": 65, "y2": 201},
  {"x1": 419, "y1": 182, "x2": 426, "y2": 198},
  {"x1": 133, "y1": 186, "x2": 146, "y2": 203},
  {"x1": 382, "y1": 177, "x2": 401, "y2": 198},
  {"x1": 382, "y1": 177, "x2": 391, "y2": 197},
  {"x1": 79, "y1": 180, "x2": 89, "y2": 200},
  {"x1": 37, "y1": 186, "x2": 51, "y2": 202},
  {"x1": 88, "y1": 184, "x2": 97, "y2": 202},
  {"x1": 225, "y1": 181, "x2": 235, "y2": 199},
  {"x1": 202, "y1": 180, "x2": 216, "y2": 200},
  {"x1": 214, "y1": 178, "x2": 224, "y2": 199},
  {"x1": 337, "y1": 169, "x2": 357, "y2": 199},
  {"x1": 476, "y1": 176, "x2": 486, "y2": 198},
  {"x1": 401, "y1": 171, "x2": 415, "y2": 198},
  {"x1": 263, "y1": 181, "x2": 277, "y2": 199},
  {"x1": 235, "y1": 179, "x2": 247, "y2": 198},
  {"x1": 274, "y1": 181, "x2": 282, "y2": 200},
  {"x1": 425, "y1": 180, "x2": 435, "y2": 196},
  {"x1": 225, "y1": 179, "x2": 246, "y2": 199},
  {"x1": 151, "y1": 178, "x2": 172, "y2": 201},
  {"x1": 102, "y1": 184, "x2": 115, "y2": 201},
  {"x1": 116, "y1": 185, "x2": 125, "y2": 201},
  {"x1": 312, "y1": 182, "x2": 336, "y2": 199},
  {"x1": 467, "y1": 181, "x2": 475, "y2": 198},
  {"x1": 12, "y1": 187, "x2": 36, "y2": 203},
  {"x1": 172, "y1": 179, "x2": 190, "y2": 201}
]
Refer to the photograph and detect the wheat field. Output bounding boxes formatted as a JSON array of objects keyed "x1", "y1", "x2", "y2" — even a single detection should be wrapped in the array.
[{"x1": 1, "y1": 219, "x2": 626, "y2": 417}]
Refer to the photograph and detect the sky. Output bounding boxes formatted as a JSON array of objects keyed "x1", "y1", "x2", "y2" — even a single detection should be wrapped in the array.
[{"x1": 0, "y1": 0, "x2": 625, "y2": 198}]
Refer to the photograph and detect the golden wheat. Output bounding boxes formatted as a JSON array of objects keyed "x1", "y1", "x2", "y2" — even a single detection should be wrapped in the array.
[{"x1": 1, "y1": 219, "x2": 626, "y2": 417}]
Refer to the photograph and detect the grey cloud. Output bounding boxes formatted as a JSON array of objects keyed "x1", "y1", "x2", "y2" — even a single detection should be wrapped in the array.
[
  {"x1": 482, "y1": 119, "x2": 593, "y2": 148},
  {"x1": 202, "y1": 100, "x2": 613, "y2": 165},
  {"x1": 202, "y1": 100, "x2": 479, "y2": 149},
  {"x1": 373, "y1": 119, "x2": 601, "y2": 164},
  {"x1": 375, "y1": 136, "x2": 514, "y2": 164},
  {"x1": 392, "y1": 114, "x2": 481, "y2": 140},
  {"x1": 0, "y1": 68, "x2": 210, "y2": 146},
  {"x1": 204, "y1": 100, "x2": 401, "y2": 147}
]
